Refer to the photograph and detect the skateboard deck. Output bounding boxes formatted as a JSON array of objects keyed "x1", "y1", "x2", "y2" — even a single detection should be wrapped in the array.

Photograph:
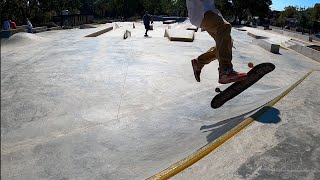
[{"x1": 211, "y1": 63, "x2": 275, "y2": 109}]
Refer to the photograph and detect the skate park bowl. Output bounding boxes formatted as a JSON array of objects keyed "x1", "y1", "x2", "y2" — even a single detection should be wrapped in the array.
[{"x1": 1, "y1": 21, "x2": 320, "y2": 179}]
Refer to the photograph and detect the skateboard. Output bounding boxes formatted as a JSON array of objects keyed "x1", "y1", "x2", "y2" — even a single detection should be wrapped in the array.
[{"x1": 211, "y1": 62, "x2": 275, "y2": 109}]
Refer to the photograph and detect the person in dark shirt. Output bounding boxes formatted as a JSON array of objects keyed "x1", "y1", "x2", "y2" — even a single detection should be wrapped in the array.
[{"x1": 143, "y1": 11, "x2": 153, "y2": 37}]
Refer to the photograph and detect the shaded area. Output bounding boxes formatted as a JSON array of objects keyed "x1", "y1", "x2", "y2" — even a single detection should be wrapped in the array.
[
  {"x1": 307, "y1": 45, "x2": 320, "y2": 52},
  {"x1": 202, "y1": 107, "x2": 281, "y2": 143}
]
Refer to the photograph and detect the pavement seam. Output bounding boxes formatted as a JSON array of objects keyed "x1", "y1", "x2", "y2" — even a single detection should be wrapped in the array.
[{"x1": 147, "y1": 70, "x2": 314, "y2": 180}]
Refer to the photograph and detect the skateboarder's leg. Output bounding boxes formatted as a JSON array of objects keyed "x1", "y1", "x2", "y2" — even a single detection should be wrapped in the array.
[
  {"x1": 201, "y1": 11, "x2": 246, "y2": 84},
  {"x1": 201, "y1": 11, "x2": 233, "y2": 71},
  {"x1": 144, "y1": 23, "x2": 149, "y2": 36},
  {"x1": 197, "y1": 46, "x2": 218, "y2": 67},
  {"x1": 191, "y1": 47, "x2": 217, "y2": 82}
]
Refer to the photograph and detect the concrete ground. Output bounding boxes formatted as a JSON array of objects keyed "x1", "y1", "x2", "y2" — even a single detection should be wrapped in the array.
[
  {"x1": 173, "y1": 70, "x2": 320, "y2": 180},
  {"x1": 1, "y1": 22, "x2": 319, "y2": 180}
]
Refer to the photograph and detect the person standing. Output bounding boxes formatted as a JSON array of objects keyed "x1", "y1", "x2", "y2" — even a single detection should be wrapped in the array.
[
  {"x1": 26, "y1": 18, "x2": 33, "y2": 33},
  {"x1": 143, "y1": 11, "x2": 153, "y2": 37},
  {"x1": 10, "y1": 20, "x2": 17, "y2": 29},
  {"x1": 3, "y1": 19, "x2": 11, "y2": 30},
  {"x1": 187, "y1": 0, "x2": 246, "y2": 84}
]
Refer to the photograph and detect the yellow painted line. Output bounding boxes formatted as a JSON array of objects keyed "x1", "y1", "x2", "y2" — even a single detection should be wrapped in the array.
[{"x1": 147, "y1": 70, "x2": 313, "y2": 180}]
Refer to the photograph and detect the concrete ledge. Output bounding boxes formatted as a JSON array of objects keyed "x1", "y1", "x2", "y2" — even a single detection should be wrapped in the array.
[
  {"x1": 33, "y1": 26, "x2": 48, "y2": 33},
  {"x1": 114, "y1": 23, "x2": 120, "y2": 29},
  {"x1": 272, "y1": 28, "x2": 313, "y2": 42},
  {"x1": 289, "y1": 44, "x2": 320, "y2": 62},
  {"x1": 254, "y1": 39, "x2": 280, "y2": 54},
  {"x1": 163, "y1": 20, "x2": 176, "y2": 24},
  {"x1": 186, "y1": 25, "x2": 198, "y2": 32},
  {"x1": 237, "y1": 28, "x2": 247, "y2": 31},
  {"x1": 47, "y1": 27, "x2": 62, "y2": 31},
  {"x1": 85, "y1": 26, "x2": 113, "y2": 37},
  {"x1": 80, "y1": 24, "x2": 96, "y2": 29},
  {"x1": 164, "y1": 29, "x2": 195, "y2": 42},
  {"x1": 123, "y1": 30, "x2": 131, "y2": 39},
  {"x1": 247, "y1": 32, "x2": 266, "y2": 39}
]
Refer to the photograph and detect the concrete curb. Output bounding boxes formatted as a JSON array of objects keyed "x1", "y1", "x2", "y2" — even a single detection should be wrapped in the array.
[
  {"x1": 85, "y1": 26, "x2": 113, "y2": 37},
  {"x1": 253, "y1": 39, "x2": 280, "y2": 54},
  {"x1": 289, "y1": 44, "x2": 320, "y2": 63},
  {"x1": 147, "y1": 71, "x2": 313, "y2": 180},
  {"x1": 163, "y1": 20, "x2": 176, "y2": 24}
]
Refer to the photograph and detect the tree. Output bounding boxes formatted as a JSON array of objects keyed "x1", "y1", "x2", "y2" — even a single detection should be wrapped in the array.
[
  {"x1": 227, "y1": 0, "x2": 272, "y2": 24},
  {"x1": 215, "y1": 0, "x2": 234, "y2": 21}
]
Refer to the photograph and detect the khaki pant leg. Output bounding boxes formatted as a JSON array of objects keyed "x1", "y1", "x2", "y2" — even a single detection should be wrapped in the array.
[
  {"x1": 197, "y1": 46, "x2": 218, "y2": 67},
  {"x1": 200, "y1": 11, "x2": 233, "y2": 71}
]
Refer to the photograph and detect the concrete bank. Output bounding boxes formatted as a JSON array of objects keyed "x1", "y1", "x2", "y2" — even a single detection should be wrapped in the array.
[{"x1": 173, "y1": 71, "x2": 320, "y2": 180}]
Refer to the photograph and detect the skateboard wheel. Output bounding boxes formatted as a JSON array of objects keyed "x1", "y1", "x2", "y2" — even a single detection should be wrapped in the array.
[
  {"x1": 215, "y1": 88, "x2": 221, "y2": 93},
  {"x1": 248, "y1": 62, "x2": 254, "y2": 68}
]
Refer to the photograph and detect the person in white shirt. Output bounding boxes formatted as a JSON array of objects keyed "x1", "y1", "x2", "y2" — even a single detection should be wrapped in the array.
[
  {"x1": 187, "y1": 0, "x2": 246, "y2": 84},
  {"x1": 26, "y1": 18, "x2": 33, "y2": 33}
]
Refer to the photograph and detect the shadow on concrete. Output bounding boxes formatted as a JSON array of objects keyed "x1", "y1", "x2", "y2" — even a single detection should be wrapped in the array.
[
  {"x1": 202, "y1": 106, "x2": 281, "y2": 143},
  {"x1": 255, "y1": 106, "x2": 281, "y2": 124},
  {"x1": 201, "y1": 111, "x2": 253, "y2": 143}
]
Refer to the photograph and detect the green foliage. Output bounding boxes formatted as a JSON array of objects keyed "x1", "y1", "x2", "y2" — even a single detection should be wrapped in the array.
[
  {"x1": 275, "y1": 4, "x2": 320, "y2": 31},
  {"x1": 218, "y1": 0, "x2": 271, "y2": 24},
  {"x1": 1, "y1": 0, "x2": 80, "y2": 25}
]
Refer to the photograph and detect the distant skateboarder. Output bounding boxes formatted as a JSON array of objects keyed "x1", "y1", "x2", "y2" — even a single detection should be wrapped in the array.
[
  {"x1": 143, "y1": 11, "x2": 153, "y2": 37},
  {"x1": 187, "y1": 0, "x2": 246, "y2": 84}
]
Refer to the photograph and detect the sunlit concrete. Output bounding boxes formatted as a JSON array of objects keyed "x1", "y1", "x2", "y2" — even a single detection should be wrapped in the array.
[{"x1": 1, "y1": 22, "x2": 319, "y2": 179}]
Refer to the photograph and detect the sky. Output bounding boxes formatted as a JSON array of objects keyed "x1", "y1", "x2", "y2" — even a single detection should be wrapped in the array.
[{"x1": 271, "y1": 0, "x2": 319, "y2": 10}]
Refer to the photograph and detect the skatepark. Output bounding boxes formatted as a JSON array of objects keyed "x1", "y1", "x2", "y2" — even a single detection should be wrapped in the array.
[{"x1": 1, "y1": 20, "x2": 320, "y2": 179}]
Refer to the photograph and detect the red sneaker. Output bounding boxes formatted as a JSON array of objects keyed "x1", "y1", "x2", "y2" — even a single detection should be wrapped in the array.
[
  {"x1": 219, "y1": 68, "x2": 247, "y2": 84},
  {"x1": 191, "y1": 59, "x2": 201, "y2": 82}
]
